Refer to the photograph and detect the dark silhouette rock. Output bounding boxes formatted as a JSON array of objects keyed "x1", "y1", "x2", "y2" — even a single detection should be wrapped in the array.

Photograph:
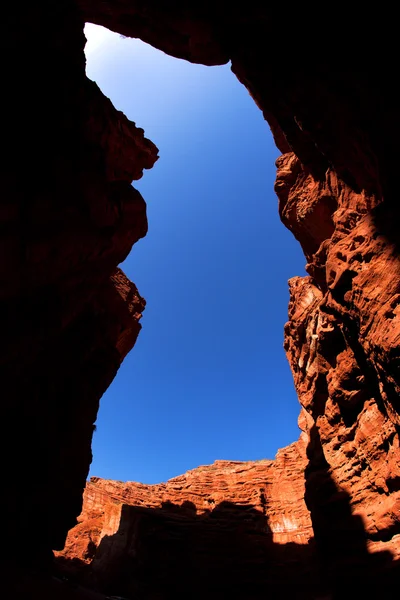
[
  {"x1": 1, "y1": 0, "x2": 157, "y2": 562},
  {"x1": 57, "y1": 440, "x2": 312, "y2": 567}
]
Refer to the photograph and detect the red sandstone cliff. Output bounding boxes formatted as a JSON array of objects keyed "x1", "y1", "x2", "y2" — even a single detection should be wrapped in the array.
[
  {"x1": 277, "y1": 152, "x2": 400, "y2": 543},
  {"x1": 276, "y1": 152, "x2": 400, "y2": 593},
  {"x1": 60, "y1": 439, "x2": 312, "y2": 550},
  {"x1": 57, "y1": 440, "x2": 316, "y2": 597}
]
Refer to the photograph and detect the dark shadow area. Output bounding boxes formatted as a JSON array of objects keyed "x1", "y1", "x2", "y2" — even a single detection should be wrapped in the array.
[
  {"x1": 304, "y1": 424, "x2": 398, "y2": 599},
  {"x1": 56, "y1": 481, "x2": 399, "y2": 600},
  {"x1": 370, "y1": 201, "x2": 400, "y2": 420},
  {"x1": 57, "y1": 500, "x2": 316, "y2": 599}
]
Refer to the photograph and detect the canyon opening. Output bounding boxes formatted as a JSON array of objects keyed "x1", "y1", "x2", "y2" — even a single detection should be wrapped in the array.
[
  {"x1": 4, "y1": 4, "x2": 400, "y2": 599},
  {"x1": 84, "y1": 24, "x2": 305, "y2": 485}
]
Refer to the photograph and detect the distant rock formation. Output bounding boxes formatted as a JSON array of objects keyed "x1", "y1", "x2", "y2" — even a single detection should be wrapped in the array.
[
  {"x1": 277, "y1": 152, "x2": 400, "y2": 594},
  {"x1": 57, "y1": 441, "x2": 317, "y2": 597},
  {"x1": 56, "y1": 436, "x2": 399, "y2": 598}
]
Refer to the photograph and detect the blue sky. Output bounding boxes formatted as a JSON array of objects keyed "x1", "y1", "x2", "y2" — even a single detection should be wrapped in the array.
[{"x1": 85, "y1": 24, "x2": 306, "y2": 484}]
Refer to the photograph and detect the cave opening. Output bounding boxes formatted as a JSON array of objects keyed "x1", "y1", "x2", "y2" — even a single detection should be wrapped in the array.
[
  {"x1": 84, "y1": 24, "x2": 306, "y2": 485},
  {"x1": 4, "y1": 7, "x2": 400, "y2": 596}
]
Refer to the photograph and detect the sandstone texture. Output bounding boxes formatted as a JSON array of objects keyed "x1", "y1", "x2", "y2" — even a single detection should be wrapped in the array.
[
  {"x1": 278, "y1": 154, "x2": 400, "y2": 541},
  {"x1": 57, "y1": 441, "x2": 317, "y2": 598},
  {"x1": 277, "y1": 153, "x2": 400, "y2": 593}
]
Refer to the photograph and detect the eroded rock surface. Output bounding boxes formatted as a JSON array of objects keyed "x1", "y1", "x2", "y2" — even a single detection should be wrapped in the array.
[
  {"x1": 277, "y1": 152, "x2": 400, "y2": 592},
  {"x1": 57, "y1": 441, "x2": 317, "y2": 597}
]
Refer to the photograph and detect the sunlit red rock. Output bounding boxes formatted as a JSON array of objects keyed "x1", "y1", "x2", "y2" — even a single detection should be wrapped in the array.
[
  {"x1": 277, "y1": 152, "x2": 400, "y2": 592},
  {"x1": 56, "y1": 441, "x2": 316, "y2": 597},
  {"x1": 59, "y1": 438, "x2": 312, "y2": 557}
]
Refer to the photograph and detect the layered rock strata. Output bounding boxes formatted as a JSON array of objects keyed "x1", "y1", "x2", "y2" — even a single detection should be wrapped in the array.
[{"x1": 57, "y1": 442, "x2": 316, "y2": 597}]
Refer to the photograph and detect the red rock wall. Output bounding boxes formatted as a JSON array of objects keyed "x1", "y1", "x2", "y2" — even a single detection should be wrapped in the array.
[
  {"x1": 57, "y1": 441, "x2": 317, "y2": 597},
  {"x1": 277, "y1": 153, "x2": 400, "y2": 591},
  {"x1": 61, "y1": 439, "x2": 312, "y2": 548}
]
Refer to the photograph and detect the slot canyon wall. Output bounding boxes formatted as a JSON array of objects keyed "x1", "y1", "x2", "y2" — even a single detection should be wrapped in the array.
[
  {"x1": 3, "y1": 0, "x2": 158, "y2": 566},
  {"x1": 3, "y1": 1, "x2": 400, "y2": 597}
]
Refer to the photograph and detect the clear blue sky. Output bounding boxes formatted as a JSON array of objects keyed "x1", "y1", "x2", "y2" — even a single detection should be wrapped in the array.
[{"x1": 85, "y1": 24, "x2": 306, "y2": 484}]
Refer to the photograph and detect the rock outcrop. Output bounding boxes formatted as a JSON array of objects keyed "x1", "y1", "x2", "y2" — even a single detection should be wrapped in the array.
[
  {"x1": 57, "y1": 430, "x2": 400, "y2": 598},
  {"x1": 57, "y1": 441, "x2": 317, "y2": 597},
  {"x1": 277, "y1": 152, "x2": 400, "y2": 593}
]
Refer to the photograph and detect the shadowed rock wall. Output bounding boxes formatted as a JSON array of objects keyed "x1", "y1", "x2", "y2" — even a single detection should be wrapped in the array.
[{"x1": 2, "y1": 1, "x2": 157, "y2": 562}]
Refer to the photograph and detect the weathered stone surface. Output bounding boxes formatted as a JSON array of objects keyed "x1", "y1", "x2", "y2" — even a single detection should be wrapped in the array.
[
  {"x1": 57, "y1": 433, "x2": 400, "y2": 598},
  {"x1": 277, "y1": 152, "x2": 400, "y2": 591},
  {"x1": 57, "y1": 441, "x2": 316, "y2": 597},
  {"x1": 61, "y1": 438, "x2": 311, "y2": 549}
]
